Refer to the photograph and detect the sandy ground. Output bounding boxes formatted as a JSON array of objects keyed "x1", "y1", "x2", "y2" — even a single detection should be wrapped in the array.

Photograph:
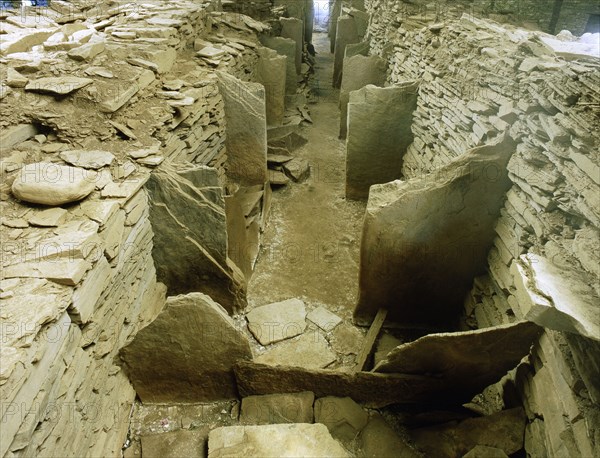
[{"x1": 248, "y1": 32, "x2": 366, "y2": 320}]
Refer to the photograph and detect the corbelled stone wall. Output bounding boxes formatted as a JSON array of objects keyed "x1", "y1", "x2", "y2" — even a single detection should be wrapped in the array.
[{"x1": 365, "y1": 2, "x2": 599, "y2": 456}]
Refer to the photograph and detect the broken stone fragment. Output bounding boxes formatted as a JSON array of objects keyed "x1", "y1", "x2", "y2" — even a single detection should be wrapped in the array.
[
  {"x1": 359, "y1": 413, "x2": 422, "y2": 458},
  {"x1": 59, "y1": 150, "x2": 115, "y2": 169},
  {"x1": 269, "y1": 169, "x2": 290, "y2": 186},
  {"x1": 511, "y1": 253, "x2": 600, "y2": 341},
  {"x1": 314, "y1": 396, "x2": 369, "y2": 442},
  {"x1": 410, "y1": 408, "x2": 526, "y2": 458},
  {"x1": 197, "y1": 46, "x2": 225, "y2": 58},
  {"x1": 6, "y1": 68, "x2": 28, "y2": 88},
  {"x1": 282, "y1": 157, "x2": 310, "y2": 182},
  {"x1": 24, "y1": 77, "x2": 94, "y2": 95},
  {"x1": 119, "y1": 292, "x2": 253, "y2": 402},
  {"x1": 207, "y1": 424, "x2": 349, "y2": 458},
  {"x1": 12, "y1": 162, "x2": 97, "y2": 206},
  {"x1": 240, "y1": 392, "x2": 314, "y2": 425},
  {"x1": 307, "y1": 306, "x2": 343, "y2": 332},
  {"x1": 67, "y1": 42, "x2": 105, "y2": 62},
  {"x1": 140, "y1": 430, "x2": 208, "y2": 458},
  {"x1": 28, "y1": 207, "x2": 68, "y2": 227},
  {"x1": 246, "y1": 298, "x2": 307, "y2": 345},
  {"x1": 254, "y1": 332, "x2": 337, "y2": 369}
]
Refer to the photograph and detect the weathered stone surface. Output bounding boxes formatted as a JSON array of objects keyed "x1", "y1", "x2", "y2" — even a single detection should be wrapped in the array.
[
  {"x1": 410, "y1": 408, "x2": 526, "y2": 458},
  {"x1": 333, "y1": 16, "x2": 359, "y2": 88},
  {"x1": 99, "y1": 69, "x2": 155, "y2": 113},
  {"x1": 339, "y1": 55, "x2": 387, "y2": 139},
  {"x1": 71, "y1": 256, "x2": 112, "y2": 323},
  {"x1": 314, "y1": 396, "x2": 368, "y2": 442},
  {"x1": 0, "y1": 29, "x2": 54, "y2": 55},
  {"x1": 246, "y1": 298, "x2": 307, "y2": 345},
  {"x1": 354, "y1": 135, "x2": 517, "y2": 326},
  {"x1": 67, "y1": 42, "x2": 105, "y2": 61},
  {"x1": 224, "y1": 185, "x2": 263, "y2": 279},
  {"x1": 240, "y1": 392, "x2": 314, "y2": 425},
  {"x1": 0, "y1": 124, "x2": 38, "y2": 150},
  {"x1": 346, "y1": 81, "x2": 418, "y2": 200},
  {"x1": 375, "y1": 322, "x2": 542, "y2": 396},
  {"x1": 217, "y1": 71, "x2": 267, "y2": 186},
  {"x1": 359, "y1": 413, "x2": 422, "y2": 458},
  {"x1": 207, "y1": 424, "x2": 349, "y2": 458},
  {"x1": 119, "y1": 293, "x2": 252, "y2": 402},
  {"x1": 59, "y1": 150, "x2": 115, "y2": 169},
  {"x1": 330, "y1": 323, "x2": 364, "y2": 355},
  {"x1": 260, "y1": 36, "x2": 297, "y2": 95},
  {"x1": 6, "y1": 68, "x2": 28, "y2": 88},
  {"x1": 28, "y1": 207, "x2": 68, "y2": 227},
  {"x1": 141, "y1": 430, "x2": 208, "y2": 458},
  {"x1": 197, "y1": 46, "x2": 225, "y2": 58},
  {"x1": 255, "y1": 332, "x2": 336, "y2": 369},
  {"x1": 256, "y1": 47, "x2": 286, "y2": 126},
  {"x1": 307, "y1": 306, "x2": 342, "y2": 332},
  {"x1": 24, "y1": 76, "x2": 93, "y2": 95},
  {"x1": 511, "y1": 253, "x2": 600, "y2": 341},
  {"x1": 282, "y1": 157, "x2": 310, "y2": 182},
  {"x1": 280, "y1": 17, "x2": 303, "y2": 75},
  {"x1": 145, "y1": 163, "x2": 246, "y2": 313},
  {"x1": 463, "y1": 445, "x2": 509, "y2": 458},
  {"x1": 12, "y1": 162, "x2": 97, "y2": 206},
  {"x1": 235, "y1": 361, "x2": 457, "y2": 408},
  {"x1": 3, "y1": 259, "x2": 91, "y2": 286},
  {"x1": 329, "y1": 0, "x2": 343, "y2": 53}
]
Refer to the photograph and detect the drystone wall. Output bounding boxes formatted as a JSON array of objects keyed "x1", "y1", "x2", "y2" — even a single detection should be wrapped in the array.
[
  {"x1": 0, "y1": 0, "x2": 283, "y2": 456},
  {"x1": 366, "y1": 2, "x2": 599, "y2": 457}
]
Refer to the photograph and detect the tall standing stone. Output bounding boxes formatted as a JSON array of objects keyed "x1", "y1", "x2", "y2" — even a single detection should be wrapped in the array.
[
  {"x1": 304, "y1": 0, "x2": 314, "y2": 44},
  {"x1": 333, "y1": 15, "x2": 359, "y2": 88},
  {"x1": 119, "y1": 293, "x2": 252, "y2": 402},
  {"x1": 256, "y1": 47, "x2": 287, "y2": 126},
  {"x1": 346, "y1": 81, "x2": 418, "y2": 199},
  {"x1": 260, "y1": 36, "x2": 297, "y2": 95},
  {"x1": 217, "y1": 71, "x2": 267, "y2": 186},
  {"x1": 354, "y1": 134, "x2": 517, "y2": 326},
  {"x1": 339, "y1": 55, "x2": 387, "y2": 139},
  {"x1": 329, "y1": 0, "x2": 343, "y2": 53},
  {"x1": 145, "y1": 163, "x2": 247, "y2": 313},
  {"x1": 280, "y1": 17, "x2": 303, "y2": 75}
]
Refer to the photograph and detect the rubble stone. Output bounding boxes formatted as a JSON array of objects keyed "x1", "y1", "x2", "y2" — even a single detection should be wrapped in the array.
[{"x1": 12, "y1": 162, "x2": 97, "y2": 206}]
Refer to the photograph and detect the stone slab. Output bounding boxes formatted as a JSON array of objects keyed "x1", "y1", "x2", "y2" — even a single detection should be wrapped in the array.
[
  {"x1": 207, "y1": 424, "x2": 349, "y2": 458},
  {"x1": 119, "y1": 293, "x2": 252, "y2": 402}
]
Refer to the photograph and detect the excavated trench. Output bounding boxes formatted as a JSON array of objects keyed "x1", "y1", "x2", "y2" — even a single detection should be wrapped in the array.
[
  {"x1": 3, "y1": 1, "x2": 597, "y2": 456},
  {"x1": 124, "y1": 30, "x2": 532, "y2": 458}
]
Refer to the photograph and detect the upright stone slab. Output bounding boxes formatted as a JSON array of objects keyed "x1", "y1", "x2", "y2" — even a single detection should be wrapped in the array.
[
  {"x1": 304, "y1": 0, "x2": 314, "y2": 44},
  {"x1": 119, "y1": 293, "x2": 252, "y2": 402},
  {"x1": 256, "y1": 47, "x2": 286, "y2": 126},
  {"x1": 349, "y1": 9, "x2": 369, "y2": 39},
  {"x1": 345, "y1": 41, "x2": 370, "y2": 59},
  {"x1": 217, "y1": 71, "x2": 267, "y2": 186},
  {"x1": 345, "y1": 82, "x2": 418, "y2": 199},
  {"x1": 145, "y1": 163, "x2": 246, "y2": 313},
  {"x1": 260, "y1": 36, "x2": 297, "y2": 95},
  {"x1": 339, "y1": 55, "x2": 387, "y2": 139},
  {"x1": 354, "y1": 135, "x2": 517, "y2": 326},
  {"x1": 280, "y1": 17, "x2": 303, "y2": 75},
  {"x1": 333, "y1": 15, "x2": 359, "y2": 88},
  {"x1": 329, "y1": 0, "x2": 343, "y2": 53}
]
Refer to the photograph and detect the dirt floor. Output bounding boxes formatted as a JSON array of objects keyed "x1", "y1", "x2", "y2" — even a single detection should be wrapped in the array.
[{"x1": 248, "y1": 32, "x2": 366, "y2": 320}]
